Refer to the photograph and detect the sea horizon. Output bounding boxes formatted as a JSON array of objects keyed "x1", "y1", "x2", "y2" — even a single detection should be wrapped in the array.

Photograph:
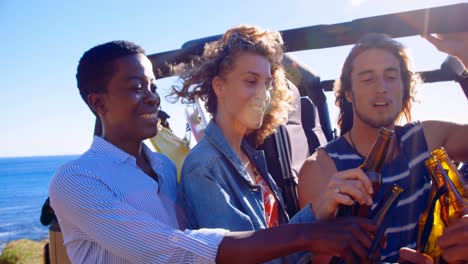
[
  {"x1": 0, "y1": 155, "x2": 79, "y2": 252},
  {"x1": 0, "y1": 153, "x2": 81, "y2": 159}
]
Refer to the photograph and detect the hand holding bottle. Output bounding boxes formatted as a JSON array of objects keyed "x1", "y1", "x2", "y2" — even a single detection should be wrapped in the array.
[
  {"x1": 306, "y1": 217, "x2": 377, "y2": 264},
  {"x1": 312, "y1": 168, "x2": 374, "y2": 220},
  {"x1": 439, "y1": 214, "x2": 468, "y2": 263},
  {"x1": 336, "y1": 127, "x2": 394, "y2": 218}
]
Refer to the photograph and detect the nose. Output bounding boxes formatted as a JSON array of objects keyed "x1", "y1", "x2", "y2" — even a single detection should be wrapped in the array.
[
  {"x1": 375, "y1": 77, "x2": 388, "y2": 93},
  {"x1": 257, "y1": 85, "x2": 271, "y2": 104},
  {"x1": 145, "y1": 89, "x2": 160, "y2": 107}
]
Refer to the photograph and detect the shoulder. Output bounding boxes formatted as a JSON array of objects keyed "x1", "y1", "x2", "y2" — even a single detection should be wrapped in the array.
[
  {"x1": 322, "y1": 136, "x2": 348, "y2": 153},
  {"x1": 49, "y1": 153, "x2": 100, "y2": 195},
  {"x1": 300, "y1": 148, "x2": 335, "y2": 177},
  {"x1": 51, "y1": 152, "x2": 97, "y2": 181},
  {"x1": 183, "y1": 139, "x2": 221, "y2": 172},
  {"x1": 301, "y1": 138, "x2": 342, "y2": 174},
  {"x1": 395, "y1": 121, "x2": 424, "y2": 141},
  {"x1": 398, "y1": 121, "x2": 422, "y2": 133},
  {"x1": 419, "y1": 120, "x2": 448, "y2": 149},
  {"x1": 420, "y1": 119, "x2": 457, "y2": 134},
  {"x1": 420, "y1": 119, "x2": 466, "y2": 156},
  {"x1": 409, "y1": 119, "x2": 459, "y2": 136},
  {"x1": 181, "y1": 142, "x2": 218, "y2": 183}
]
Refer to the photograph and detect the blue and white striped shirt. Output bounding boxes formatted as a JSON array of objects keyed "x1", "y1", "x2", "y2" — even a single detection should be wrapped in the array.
[
  {"x1": 323, "y1": 122, "x2": 431, "y2": 263},
  {"x1": 49, "y1": 136, "x2": 227, "y2": 263}
]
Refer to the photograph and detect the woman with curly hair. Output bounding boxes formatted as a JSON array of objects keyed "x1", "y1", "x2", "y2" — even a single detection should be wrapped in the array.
[{"x1": 172, "y1": 25, "x2": 320, "y2": 238}]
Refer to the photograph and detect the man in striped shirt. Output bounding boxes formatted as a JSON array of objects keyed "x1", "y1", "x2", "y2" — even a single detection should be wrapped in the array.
[
  {"x1": 298, "y1": 33, "x2": 468, "y2": 263},
  {"x1": 49, "y1": 40, "x2": 378, "y2": 263}
]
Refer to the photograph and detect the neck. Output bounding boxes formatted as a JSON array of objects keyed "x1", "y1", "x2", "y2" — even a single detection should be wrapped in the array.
[
  {"x1": 101, "y1": 131, "x2": 144, "y2": 159},
  {"x1": 214, "y1": 112, "x2": 246, "y2": 157},
  {"x1": 101, "y1": 128, "x2": 156, "y2": 181},
  {"x1": 348, "y1": 119, "x2": 396, "y2": 158}
]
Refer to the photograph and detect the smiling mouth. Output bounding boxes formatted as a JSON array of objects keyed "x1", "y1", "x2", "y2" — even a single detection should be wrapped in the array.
[
  {"x1": 251, "y1": 106, "x2": 265, "y2": 112},
  {"x1": 249, "y1": 102, "x2": 268, "y2": 113},
  {"x1": 373, "y1": 101, "x2": 389, "y2": 107},
  {"x1": 140, "y1": 113, "x2": 158, "y2": 120}
]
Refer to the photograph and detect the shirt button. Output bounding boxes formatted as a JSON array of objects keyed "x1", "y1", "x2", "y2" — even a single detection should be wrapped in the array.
[{"x1": 171, "y1": 236, "x2": 179, "y2": 242}]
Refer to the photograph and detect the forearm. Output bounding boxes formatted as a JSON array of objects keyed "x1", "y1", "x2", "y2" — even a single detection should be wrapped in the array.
[{"x1": 216, "y1": 224, "x2": 308, "y2": 263}]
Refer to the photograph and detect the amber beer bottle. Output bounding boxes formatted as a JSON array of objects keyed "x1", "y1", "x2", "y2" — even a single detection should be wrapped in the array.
[
  {"x1": 419, "y1": 156, "x2": 467, "y2": 264},
  {"x1": 367, "y1": 184, "x2": 404, "y2": 260},
  {"x1": 337, "y1": 127, "x2": 394, "y2": 217},
  {"x1": 431, "y1": 148, "x2": 467, "y2": 198},
  {"x1": 433, "y1": 158, "x2": 468, "y2": 225},
  {"x1": 418, "y1": 157, "x2": 446, "y2": 262}
]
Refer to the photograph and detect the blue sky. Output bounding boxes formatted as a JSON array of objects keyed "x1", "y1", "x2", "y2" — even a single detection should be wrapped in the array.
[{"x1": 1, "y1": 0, "x2": 467, "y2": 157}]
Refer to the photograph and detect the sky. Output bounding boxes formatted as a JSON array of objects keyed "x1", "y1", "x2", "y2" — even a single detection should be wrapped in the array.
[{"x1": 1, "y1": 0, "x2": 467, "y2": 157}]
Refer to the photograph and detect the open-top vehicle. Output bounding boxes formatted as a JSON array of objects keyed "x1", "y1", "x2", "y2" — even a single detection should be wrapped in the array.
[{"x1": 43, "y1": 3, "x2": 468, "y2": 263}]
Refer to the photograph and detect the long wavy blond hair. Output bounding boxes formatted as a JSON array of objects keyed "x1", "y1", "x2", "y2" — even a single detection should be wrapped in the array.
[
  {"x1": 173, "y1": 25, "x2": 293, "y2": 146},
  {"x1": 334, "y1": 33, "x2": 420, "y2": 135}
]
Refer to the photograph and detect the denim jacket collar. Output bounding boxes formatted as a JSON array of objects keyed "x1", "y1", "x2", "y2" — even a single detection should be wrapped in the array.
[
  {"x1": 205, "y1": 121, "x2": 261, "y2": 184},
  {"x1": 204, "y1": 121, "x2": 287, "y2": 214}
]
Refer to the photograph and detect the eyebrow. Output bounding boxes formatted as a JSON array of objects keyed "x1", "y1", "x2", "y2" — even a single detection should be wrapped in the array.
[
  {"x1": 243, "y1": 71, "x2": 273, "y2": 82},
  {"x1": 384, "y1": 67, "x2": 400, "y2": 74},
  {"x1": 357, "y1": 67, "x2": 400, "y2": 76}
]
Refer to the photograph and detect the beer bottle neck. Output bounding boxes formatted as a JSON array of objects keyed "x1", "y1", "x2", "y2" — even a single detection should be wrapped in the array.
[
  {"x1": 432, "y1": 148, "x2": 466, "y2": 197},
  {"x1": 361, "y1": 128, "x2": 394, "y2": 189},
  {"x1": 434, "y1": 160, "x2": 467, "y2": 224}
]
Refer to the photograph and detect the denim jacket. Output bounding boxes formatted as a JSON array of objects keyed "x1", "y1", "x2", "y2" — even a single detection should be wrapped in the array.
[
  {"x1": 179, "y1": 121, "x2": 314, "y2": 263},
  {"x1": 180, "y1": 120, "x2": 295, "y2": 230},
  {"x1": 182, "y1": 123, "x2": 315, "y2": 227}
]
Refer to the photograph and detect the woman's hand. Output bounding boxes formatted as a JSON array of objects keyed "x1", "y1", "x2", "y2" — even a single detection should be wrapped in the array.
[{"x1": 312, "y1": 168, "x2": 374, "y2": 220}]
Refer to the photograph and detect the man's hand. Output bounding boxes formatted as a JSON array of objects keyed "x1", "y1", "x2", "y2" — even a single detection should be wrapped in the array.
[
  {"x1": 306, "y1": 217, "x2": 378, "y2": 264},
  {"x1": 439, "y1": 214, "x2": 468, "y2": 263},
  {"x1": 422, "y1": 32, "x2": 468, "y2": 69}
]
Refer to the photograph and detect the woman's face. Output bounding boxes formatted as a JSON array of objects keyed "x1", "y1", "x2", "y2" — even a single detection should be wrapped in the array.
[
  {"x1": 97, "y1": 53, "x2": 160, "y2": 142},
  {"x1": 214, "y1": 51, "x2": 272, "y2": 131}
]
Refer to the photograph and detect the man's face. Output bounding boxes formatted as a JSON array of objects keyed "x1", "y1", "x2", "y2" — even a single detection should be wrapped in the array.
[
  {"x1": 347, "y1": 48, "x2": 404, "y2": 129},
  {"x1": 99, "y1": 53, "x2": 160, "y2": 141},
  {"x1": 215, "y1": 51, "x2": 272, "y2": 130}
]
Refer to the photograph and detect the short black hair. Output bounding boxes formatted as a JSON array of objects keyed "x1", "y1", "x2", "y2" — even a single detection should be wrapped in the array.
[{"x1": 76, "y1": 40, "x2": 146, "y2": 106}]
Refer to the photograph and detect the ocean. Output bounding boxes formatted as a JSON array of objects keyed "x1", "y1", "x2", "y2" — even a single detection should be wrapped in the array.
[{"x1": 0, "y1": 155, "x2": 78, "y2": 252}]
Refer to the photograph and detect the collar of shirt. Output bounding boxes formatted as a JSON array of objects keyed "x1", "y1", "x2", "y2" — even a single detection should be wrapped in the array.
[
  {"x1": 91, "y1": 136, "x2": 163, "y2": 167},
  {"x1": 91, "y1": 136, "x2": 165, "y2": 188}
]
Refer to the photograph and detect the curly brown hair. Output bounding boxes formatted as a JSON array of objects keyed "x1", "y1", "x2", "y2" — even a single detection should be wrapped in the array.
[
  {"x1": 334, "y1": 33, "x2": 420, "y2": 135},
  {"x1": 172, "y1": 25, "x2": 292, "y2": 146}
]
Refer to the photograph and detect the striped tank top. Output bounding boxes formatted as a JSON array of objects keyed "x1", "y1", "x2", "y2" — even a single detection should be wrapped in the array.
[{"x1": 323, "y1": 122, "x2": 431, "y2": 262}]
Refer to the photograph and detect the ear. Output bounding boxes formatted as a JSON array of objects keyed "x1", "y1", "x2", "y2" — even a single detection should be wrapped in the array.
[
  {"x1": 212, "y1": 76, "x2": 225, "y2": 98},
  {"x1": 87, "y1": 93, "x2": 106, "y2": 116},
  {"x1": 344, "y1": 89, "x2": 353, "y2": 104}
]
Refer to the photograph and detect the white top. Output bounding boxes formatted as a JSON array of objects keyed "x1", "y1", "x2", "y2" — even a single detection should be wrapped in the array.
[{"x1": 49, "y1": 136, "x2": 226, "y2": 263}]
